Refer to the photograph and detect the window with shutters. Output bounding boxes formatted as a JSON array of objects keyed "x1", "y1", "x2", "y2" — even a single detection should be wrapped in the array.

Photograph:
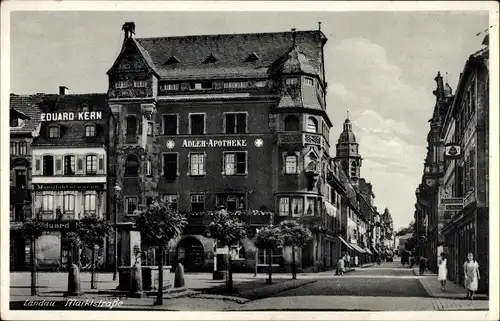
[
  {"x1": 86, "y1": 155, "x2": 98, "y2": 175},
  {"x1": 63, "y1": 194, "x2": 75, "y2": 213},
  {"x1": 163, "y1": 153, "x2": 178, "y2": 180},
  {"x1": 162, "y1": 114, "x2": 178, "y2": 135},
  {"x1": 43, "y1": 155, "x2": 54, "y2": 176},
  {"x1": 223, "y1": 152, "x2": 246, "y2": 175},
  {"x1": 98, "y1": 156, "x2": 104, "y2": 173},
  {"x1": 77, "y1": 157, "x2": 83, "y2": 172},
  {"x1": 189, "y1": 114, "x2": 205, "y2": 135},
  {"x1": 35, "y1": 158, "x2": 41, "y2": 172},
  {"x1": 55, "y1": 158, "x2": 62, "y2": 173},
  {"x1": 189, "y1": 153, "x2": 205, "y2": 176},
  {"x1": 64, "y1": 155, "x2": 75, "y2": 175},
  {"x1": 190, "y1": 194, "x2": 205, "y2": 212},
  {"x1": 224, "y1": 113, "x2": 247, "y2": 134}
]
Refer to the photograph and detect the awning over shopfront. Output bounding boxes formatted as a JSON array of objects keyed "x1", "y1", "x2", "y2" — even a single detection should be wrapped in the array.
[
  {"x1": 349, "y1": 243, "x2": 366, "y2": 254},
  {"x1": 364, "y1": 247, "x2": 373, "y2": 255},
  {"x1": 338, "y1": 236, "x2": 353, "y2": 250}
]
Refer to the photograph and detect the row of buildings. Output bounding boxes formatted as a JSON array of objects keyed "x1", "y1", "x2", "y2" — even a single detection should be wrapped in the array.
[
  {"x1": 10, "y1": 22, "x2": 394, "y2": 274},
  {"x1": 413, "y1": 34, "x2": 489, "y2": 293}
]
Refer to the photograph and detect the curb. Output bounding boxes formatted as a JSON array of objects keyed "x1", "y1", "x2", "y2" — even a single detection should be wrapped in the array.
[{"x1": 189, "y1": 293, "x2": 250, "y2": 304}]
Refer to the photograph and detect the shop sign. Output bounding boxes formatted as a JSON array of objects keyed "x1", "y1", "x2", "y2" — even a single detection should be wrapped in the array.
[
  {"x1": 40, "y1": 220, "x2": 79, "y2": 230},
  {"x1": 440, "y1": 198, "x2": 463, "y2": 205},
  {"x1": 33, "y1": 183, "x2": 105, "y2": 191},
  {"x1": 444, "y1": 144, "x2": 461, "y2": 159},
  {"x1": 445, "y1": 204, "x2": 463, "y2": 211},
  {"x1": 40, "y1": 111, "x2": 103, "y2": 122},
  {"x1": 181, "y1": 139, "x2": 247, "y2": 148}
]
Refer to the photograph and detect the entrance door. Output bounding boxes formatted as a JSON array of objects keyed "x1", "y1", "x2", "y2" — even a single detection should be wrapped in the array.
[
  {"x1": 15, "y1": 169, "x2": 27, "y2": 189},
  {"x1": 177, "y1": 238, "x2": 205, "y2": 272}
]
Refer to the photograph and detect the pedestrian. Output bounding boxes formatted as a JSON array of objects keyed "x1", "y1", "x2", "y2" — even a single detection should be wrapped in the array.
[
  {"x1": 438, "y1": 252, "x2": 448, "y2": 291},
  {"x1": 337, "y1": 256, "x2": 345, "y2": 276},
  {"x1": 419, "y1": 256, "x2": 427, "y2": 276},
  {"x1": 346, "y1": 253, "x2": 351, "y2": 268},
  {"x1": 464, "y1": 252, "x2": 480, "y2": 300}
]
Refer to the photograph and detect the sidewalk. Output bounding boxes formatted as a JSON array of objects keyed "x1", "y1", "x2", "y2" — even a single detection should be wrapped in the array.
[{"x1": 412, "y1": 268, "x2": 488, "y2": 300}]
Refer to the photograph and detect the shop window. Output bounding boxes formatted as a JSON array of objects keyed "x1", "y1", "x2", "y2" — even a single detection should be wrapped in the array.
[
  {"x1": 84, "y1": 193, "x2": 96, "y2": 214},
  {"x1": 258, "y1": 248, "x2": 283, "y2": 265},
  {"x1": 307, "y1": 117, "x2": 318, "y2": 133},
  {"x1": 125, "y1": 197, "x2": 138, "y2": 215},
  {"x1": 163, "y1": 194, "x2": 178, "y2": 211},
  {"x1": 43, "y1": 155, "x2": 54, "y2": 176},
  {"x1": 162, "y1": 115, "x2": 178, "y2": 135},
  {"x1": 64, "y1": 155, "x2": 75, "y2": 175},
  {"x1": 229, "y1": 242, "x2": 245, "y2": 260},
  {"x1": 124, "y1": 155, "x2": 139, "y2": 177},
  {"x1": 162, "y1": 153, "x2": 178, "y2": 180},
  {"x1": 190, "y1": 194, "x2": 205, "y2": 212},
  {"x1": 189, "y1": 153, "x2": 205, "y2": 176},
  {"x1": 223, "y1": 152, "x2": 246, "y2": 175},
  {"x1": 285, "y1": 155, "x2": 298, "y2": 174},
  {"x1": 284, "y1": 115, "x2": 299, "y2": 131},
  {"x1": 216, "y1": 194, "x2": 245, "y2": 211},
  {"x1": 279, "y1": 197, "x2": 289, "y2": 216},
  {"x1": 189, "y1": 114, "x2": 205, "y2": 135},
  {"x1": 224, "y1": 113, "x2": 247, "y2": 134},
  {"x1": 86, "y1": 155, "x2": 98, "y2": 175}
]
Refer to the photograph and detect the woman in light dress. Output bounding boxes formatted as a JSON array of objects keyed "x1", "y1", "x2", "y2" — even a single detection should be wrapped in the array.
[
  {"x1": 464, "y1": 252, "x2": 480, "y2": 300},
  {"x1": 437, "y1": 252, "x2": 447, "y2": 291}
]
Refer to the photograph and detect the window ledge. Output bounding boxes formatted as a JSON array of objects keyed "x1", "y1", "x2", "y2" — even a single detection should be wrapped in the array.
[
  {"x1": 189, "y1": 174, "x2": 206, "y2": 177},
  {"x1": 223, "y1": 173, "x2": 248, "y2": 176},
  {"x1": 257, "y1": 264, "x2": 280, "y2": 267}
]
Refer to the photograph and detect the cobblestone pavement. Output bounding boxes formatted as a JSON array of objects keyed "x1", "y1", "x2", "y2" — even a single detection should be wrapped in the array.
[{"x1": 9, "y1": 261, "x2": 489, "y2": 311}]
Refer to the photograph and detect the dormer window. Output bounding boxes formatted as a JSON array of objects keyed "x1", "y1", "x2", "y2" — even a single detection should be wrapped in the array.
[
  {"x1": 304, "y1": 77, "x2": 314, "y2": 86},
  {"x1": 224, "y1": 81, "x2": 248, "y2": 89},
  {"x1": 116, "y1": 81, "x2": 128, "y2": 89},
  {"x1": 134, "y1": 80, "x2": 147, "y2": 88},
  {"x1": 48, "y1": 126, "x2": 60, "y2": 138},
  {"x1": 164, "y1": 56, "x2": 180, "y2": 64},
  {"x1": 204, "y1": 54, "x2": 217, "y2": 64},
  {"x1": 85, "y1": 125, "x2": 96, "y2": 137},
  {"x1": 82, "y1": 104, "x2": 90, "y2": 113},
  {"x1": 10, "y1": 117, "x2": 19, "y2": 127},
  {"x1": 245, "y1": 53, "x2": 259, "y2": 62},
  {"x1": 160, "y1": 83, "x2": 180, "y2": 91}
]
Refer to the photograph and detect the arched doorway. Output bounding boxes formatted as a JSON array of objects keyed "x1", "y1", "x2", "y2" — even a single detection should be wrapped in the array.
[{"x1": 176, "y1": 237, "x2": 205, "y2": 272}]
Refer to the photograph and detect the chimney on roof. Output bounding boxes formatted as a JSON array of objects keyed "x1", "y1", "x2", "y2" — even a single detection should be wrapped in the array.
[
  {"x1": 318, "y1": 21, "x2": 322, "y2": 31},
  {"x1": 122, "y1": 22, "x2": 136, "y2": 41},
  {"x1": 59, "y1": 86, "x2": 69, "y2": 95},
  {"x1": 291, "y1": 28, "x2": 297, "y2": 48}
]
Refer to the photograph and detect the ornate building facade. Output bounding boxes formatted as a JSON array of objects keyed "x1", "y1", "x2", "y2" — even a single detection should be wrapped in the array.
[{"x1": 106, "y1": 23, "x2": 333, "y2": 273}]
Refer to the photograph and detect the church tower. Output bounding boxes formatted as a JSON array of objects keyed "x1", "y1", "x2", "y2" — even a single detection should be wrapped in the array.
[{"x1": 334, "y1": 114, "x2": 362, "y2": 186}]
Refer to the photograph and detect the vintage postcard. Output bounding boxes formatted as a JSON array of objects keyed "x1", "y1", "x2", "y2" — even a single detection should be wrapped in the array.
[{"x1": 1, "y1": 1, "x2": 499, "y2": 320}]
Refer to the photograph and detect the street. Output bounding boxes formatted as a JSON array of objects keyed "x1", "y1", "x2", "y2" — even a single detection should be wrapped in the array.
[{"x1": 9, "y1": 258, "x2": 489, "y2": 311}]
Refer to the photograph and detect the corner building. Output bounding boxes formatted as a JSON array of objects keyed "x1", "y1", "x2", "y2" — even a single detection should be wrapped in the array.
[{"x1": 107, "y1": 23, "x2": 331, "y2": 272}]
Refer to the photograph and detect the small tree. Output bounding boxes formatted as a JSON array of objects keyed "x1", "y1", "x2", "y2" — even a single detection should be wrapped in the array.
[
  {"x1": 278, "y1": 220, "x2": 312, "y2": 280},
  {"x1": 255, "y1": 226, "x2": 282, "y2": 284},
  {"x1": 20, "y1": 219, "x2": 45, "y2": 296},
  {"x1": 135, "y1": 200, "x2": 187, "y2": 306},
  {"x1": 77, "y1": 214, "x2": 113, "y2": 289},
  {"x1": 209, "y1": 209, "x2": 247, "y2": 290}
]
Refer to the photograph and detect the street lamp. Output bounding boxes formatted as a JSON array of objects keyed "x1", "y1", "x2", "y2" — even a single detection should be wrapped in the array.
[{"x1": 112, "y1": 184, "x2": 122, "y2": 281}]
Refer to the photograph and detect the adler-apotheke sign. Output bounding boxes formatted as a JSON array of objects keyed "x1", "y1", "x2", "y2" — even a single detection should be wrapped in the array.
[
  {"x1": 182, "y1": 139, "x2": 247, "y2": 148},
  {"x1": 40, "y1": 111, "x2": 103, "y2": 121}
]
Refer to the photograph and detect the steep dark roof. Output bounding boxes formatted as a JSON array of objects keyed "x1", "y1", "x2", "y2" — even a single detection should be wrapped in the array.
[
  {"x1": 32, "y1": 94, "x2": 109, "y2": 148},
  {"x1": 125, "y1": 30, "x2": 326, "y2": 80},
  {"x1": 9, "y1": 94, "x2": 45, "y2": 134}
]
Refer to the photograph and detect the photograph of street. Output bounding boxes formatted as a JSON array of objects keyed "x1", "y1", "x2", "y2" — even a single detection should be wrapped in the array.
[{"x1": 2, "y1": 2, "x2": 497, "y2": 318}]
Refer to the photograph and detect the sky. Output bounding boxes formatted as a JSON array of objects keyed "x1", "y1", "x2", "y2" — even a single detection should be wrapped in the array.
[{"x1": 10, "y1": 10, "x2": 489, "y2": 230}]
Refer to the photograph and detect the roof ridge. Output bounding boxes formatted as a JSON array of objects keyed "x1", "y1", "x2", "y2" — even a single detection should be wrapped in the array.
[{"x1": 136, "y1": 29, "x2": 320, "y2": 41}]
